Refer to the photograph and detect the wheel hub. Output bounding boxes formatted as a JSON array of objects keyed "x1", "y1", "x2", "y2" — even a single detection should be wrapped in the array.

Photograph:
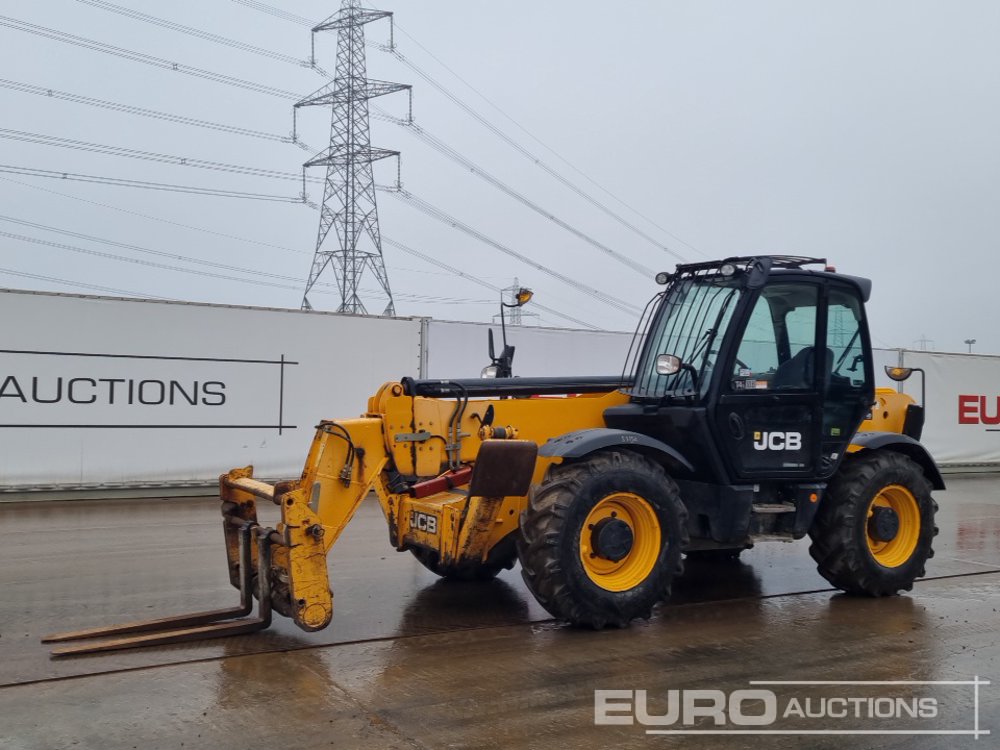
[
  {"x1": 578, "y1": 491, "x2": 662, "y2": 592},
  {"x1": 868, "y1": 505, "x2": 900, "y2": 542},
  {"x1": 590, "y1": 517, "x2": 634, "y2": 562}
]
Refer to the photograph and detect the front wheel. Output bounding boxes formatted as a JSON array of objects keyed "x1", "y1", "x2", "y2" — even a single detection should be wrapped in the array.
[
  {"x1": 517, "y1": 450, "x2": 688, "y2": 628},
  {"x1": 809, "y1": 451, "x2": 937, "y2": 596}
]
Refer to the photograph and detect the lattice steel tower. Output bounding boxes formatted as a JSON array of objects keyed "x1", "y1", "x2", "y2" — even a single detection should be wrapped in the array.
[{"x1": 296, "y1": 0, "x2": 410, "y2": 314}]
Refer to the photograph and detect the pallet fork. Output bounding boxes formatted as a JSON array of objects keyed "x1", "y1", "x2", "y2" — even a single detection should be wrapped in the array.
[{"x1": 43, "y1": 522, "x2": 274, "y2": 657}]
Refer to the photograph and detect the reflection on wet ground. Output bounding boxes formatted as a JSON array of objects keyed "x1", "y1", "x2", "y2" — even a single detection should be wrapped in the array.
[{"x1": 0, "y1": 474, "x2": 997, "y2": 748}]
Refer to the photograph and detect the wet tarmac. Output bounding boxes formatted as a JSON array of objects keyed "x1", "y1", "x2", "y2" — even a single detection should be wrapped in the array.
[{"x1": 1, "y1": 474, "x2": 998, "y2": 749}]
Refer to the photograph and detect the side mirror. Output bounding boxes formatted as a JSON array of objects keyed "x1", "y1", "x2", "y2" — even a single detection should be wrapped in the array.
[
  {"x1": 884, "y1": 366, "x2": 912, "y2": 382},
  {"x1": 884, "y1": 365, "x2": 925, "y2": 407},
  {"x1": 486, "y1": 288, "x2": 532, "y2": 379},
  {"x1": 656, "y1": 354, "x2": 682, "y2": 376}
]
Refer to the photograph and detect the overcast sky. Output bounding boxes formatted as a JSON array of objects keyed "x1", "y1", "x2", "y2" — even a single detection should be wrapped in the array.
[{"x1": 1, "y1": 1, "x2": 998, "y2": 352}]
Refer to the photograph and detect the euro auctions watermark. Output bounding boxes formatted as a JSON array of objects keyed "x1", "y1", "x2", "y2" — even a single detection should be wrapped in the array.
[{"x1": 595, "y1": 678, "x2": 990, "y2": 739}]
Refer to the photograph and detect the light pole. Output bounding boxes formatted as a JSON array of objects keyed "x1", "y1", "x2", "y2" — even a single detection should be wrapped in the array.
[{"x1": 964, "y1": 338, "x2": 977, "y2": 353}]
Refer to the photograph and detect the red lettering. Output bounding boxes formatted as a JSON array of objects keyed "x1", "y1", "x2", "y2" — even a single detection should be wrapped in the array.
[
  {"x1": 958, "y1": 394, "x2": 979, "y2": 424},
  {"x1": 981, "y1": 396, "x2": 1000, "y2": 426}
]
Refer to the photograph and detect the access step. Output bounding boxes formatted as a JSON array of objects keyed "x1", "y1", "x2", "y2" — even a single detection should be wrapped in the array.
[{"x1": 752, "y1": 502, "x2": 796, "y2": 514}]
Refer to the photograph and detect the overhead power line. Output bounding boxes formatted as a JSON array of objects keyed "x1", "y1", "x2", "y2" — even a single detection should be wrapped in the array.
[
  {"x1": 383, "y1": 45, "x2": 690, "y2": 262},
  {"x1": 1, "y1": 13, "x2": 662, "y2": 281},
  {"x1": 373, "y1": 107, "x2": 652, "y2": 278},
  {"x1": 230, "y1": 0, "x2": 314, "y2": 27},
  {"x1": 3, "y1": 79, "x2": 652, "y2": 283},
  {"x1": 2, "y1": 74, "x2": 640, "y2": 282},
  {"x1": 0, "y1": 225, "x2": 383, "y2": 301},
  {"x1": 0, "y1": 214, "x2": 457, "y2": 303},
  {"x1": 388, "y1": 188, "x2": 641, "y2": 316},
  {"x1": 224, "y1": 0, "x2": 698, "y2": 259},
  {"x1": 0, "y1": 165, "x2": 303, "y2": 202},
  {"x1": 0, "y1": 15, "x2": 300, "y2": 99},
  {"x1": 2, "y1": 121, "x2": 631, "y2": 315},
  {"x1": 0, "y1": 128, "x2": 313, "y2": 183},
  {"x1": 0, "y1": 78, "x2": 308, "y2": 148},
  {"x1": 382, "y1": 236, "x2": 600, "y2": 331},
  {"x1": 0, "y1": 177, "x2": 600, "y2": 327},
  {"x1": 3, "y1": 135, "x2": 630, "y2": 318},
  {"x1": 76, "y1": 0, "x2": 341, "y2": 81},
  {"x1": 0, "y1": 228, "x2": 310, "y2": 290},
  {"x1": 2, "y1": 158, "x2": 621, "y2": 317},
  {"x1": 0, "y1": 221, "x2": 505, "y2": 307},
  {"x1": 0, "y1": 175, "x2": 598, "y2": 326},
  {"x1": 0, "y1": 174, "x2": 309, "y2": 254},
  {"x1": 0, "y1": 266, "x2": 170, "y2": 300},
  {"x1": 0, "y1": 16, "x2": 637, "y2": 320},
  {"x1": 390, "y1": 23, "x2": 704, "y2": 259},
  {"x1": 0, "y1": 214, "x2": 309, "y2": 284},
  {"x1": 6, "y1": 5, "x2": 698, "y2": 274},
  {"x1": 76, "y1": 0, "x2": 315, "y2": 69}
]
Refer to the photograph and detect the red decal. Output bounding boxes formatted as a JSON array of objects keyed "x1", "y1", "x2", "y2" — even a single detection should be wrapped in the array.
[
  {"x1": 958, "y1": 394, "x2": 979, "y2": 424},
  {"x1": 980, "y1": 396, "x2": 1000, "y2": 426}
]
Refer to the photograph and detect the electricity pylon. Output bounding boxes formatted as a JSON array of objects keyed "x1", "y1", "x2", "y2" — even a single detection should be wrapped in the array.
[{"x1": 296, "y1": 0, "x2": 410, "y2": 314}]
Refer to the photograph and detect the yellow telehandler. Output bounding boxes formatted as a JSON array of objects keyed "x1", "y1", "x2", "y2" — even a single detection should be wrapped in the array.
[{"x1": 45, "y1": 256, "x2": 942, "y2": 655}]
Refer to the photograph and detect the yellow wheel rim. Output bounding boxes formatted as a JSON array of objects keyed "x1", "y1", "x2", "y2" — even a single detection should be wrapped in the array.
[
  {"x1": 866, "y1": 484, "x2": 921, "y2": 568},
  {"x1": 579, "y1": 492, "x2": 661, "y2": 592}
]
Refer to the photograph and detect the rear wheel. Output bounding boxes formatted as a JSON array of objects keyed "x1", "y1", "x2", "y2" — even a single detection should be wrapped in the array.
[
  {"x1": 517, "y1": 450, "x2": 688, "y2": 628},
  {"x1": 809, "y1": 451, "x2": 937, "y2": 596}
]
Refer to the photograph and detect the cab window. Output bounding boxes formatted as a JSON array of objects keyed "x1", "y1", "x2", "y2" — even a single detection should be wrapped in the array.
[
  {"x1": 730, "y1": 283, "x2": 820, "y2": 392},
  {"x1": 827, "y1": 286, "x2": 871, "y2": 392}
]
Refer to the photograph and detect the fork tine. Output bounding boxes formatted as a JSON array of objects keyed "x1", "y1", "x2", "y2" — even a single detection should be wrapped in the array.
[
  {"x1": 46, "y1": 526, "x2": 275, "y2": 658},
  {"x1": 49, "y1": 616, "x2": 270, "y2": 656}
]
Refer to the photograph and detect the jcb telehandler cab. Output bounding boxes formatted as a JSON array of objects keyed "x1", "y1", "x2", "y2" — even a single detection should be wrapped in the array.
[{"x1": 46, "y1": 256, "x2": 942, "y2": 655}]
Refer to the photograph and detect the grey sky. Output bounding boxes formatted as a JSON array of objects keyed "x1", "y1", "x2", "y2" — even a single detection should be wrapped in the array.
[{"x1": 1, "y1": 1, "x2": 998, "y2": 352}]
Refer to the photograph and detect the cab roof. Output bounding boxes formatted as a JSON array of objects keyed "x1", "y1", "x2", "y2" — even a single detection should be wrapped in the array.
[{"x1": 662, "y1": 255, "x2": 872, "y2": 302}]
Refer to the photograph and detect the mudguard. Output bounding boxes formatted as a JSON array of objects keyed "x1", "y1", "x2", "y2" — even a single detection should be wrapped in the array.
[
  {"x1": 539, "y1": 428, "x2": 694, "y2": 474},
  {"x1": 849, "y1": 431, "x2": 946, "y2": 490}
]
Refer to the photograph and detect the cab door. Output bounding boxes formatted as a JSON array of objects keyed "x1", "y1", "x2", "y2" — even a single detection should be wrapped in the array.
[
  {"x1": 713, "y1": 281, "x2": 824, "y2": 480},
  {"x1": 818, "y1": 283, "x2": 874, "y2": 477}
]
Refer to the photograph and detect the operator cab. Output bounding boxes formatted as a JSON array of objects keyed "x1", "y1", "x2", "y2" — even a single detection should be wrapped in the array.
[{"x1": 608, "y1": 256, "x2": 875, "y2": 485}]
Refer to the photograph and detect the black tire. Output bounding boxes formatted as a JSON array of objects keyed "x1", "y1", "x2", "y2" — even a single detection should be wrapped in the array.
[
  {"x1": 409, "y1": 543, "x2": 514, "y2": 582},
  {"x1": 809, "y1": 451, "x2": 938, "y2": 596},
  {"x1": 517, "y1": 450, "x2": 688, "y2": 628}
]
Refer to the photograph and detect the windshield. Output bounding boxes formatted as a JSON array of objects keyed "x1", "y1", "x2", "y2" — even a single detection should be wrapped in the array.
[{"x1": 630, "y1": 276, "x2": 742, "y2": 399}]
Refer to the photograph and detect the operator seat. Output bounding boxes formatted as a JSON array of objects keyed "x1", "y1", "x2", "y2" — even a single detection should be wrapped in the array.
[{"x1": 772, "y1": 346, "x2": 833, "y2": 389}]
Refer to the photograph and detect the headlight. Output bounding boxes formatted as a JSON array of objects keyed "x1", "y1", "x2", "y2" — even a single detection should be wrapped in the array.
[{"x1": 481, "y1": 365, "x2": 499, "y2": 378}]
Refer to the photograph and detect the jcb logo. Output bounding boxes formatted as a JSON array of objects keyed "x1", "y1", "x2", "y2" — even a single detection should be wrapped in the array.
[
  {"x1": 753, "y1": 431, "x2": 802, "y2": 451},
  {"x1": 409, "y1": 510, "x2": 438, "y2": 535}
]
